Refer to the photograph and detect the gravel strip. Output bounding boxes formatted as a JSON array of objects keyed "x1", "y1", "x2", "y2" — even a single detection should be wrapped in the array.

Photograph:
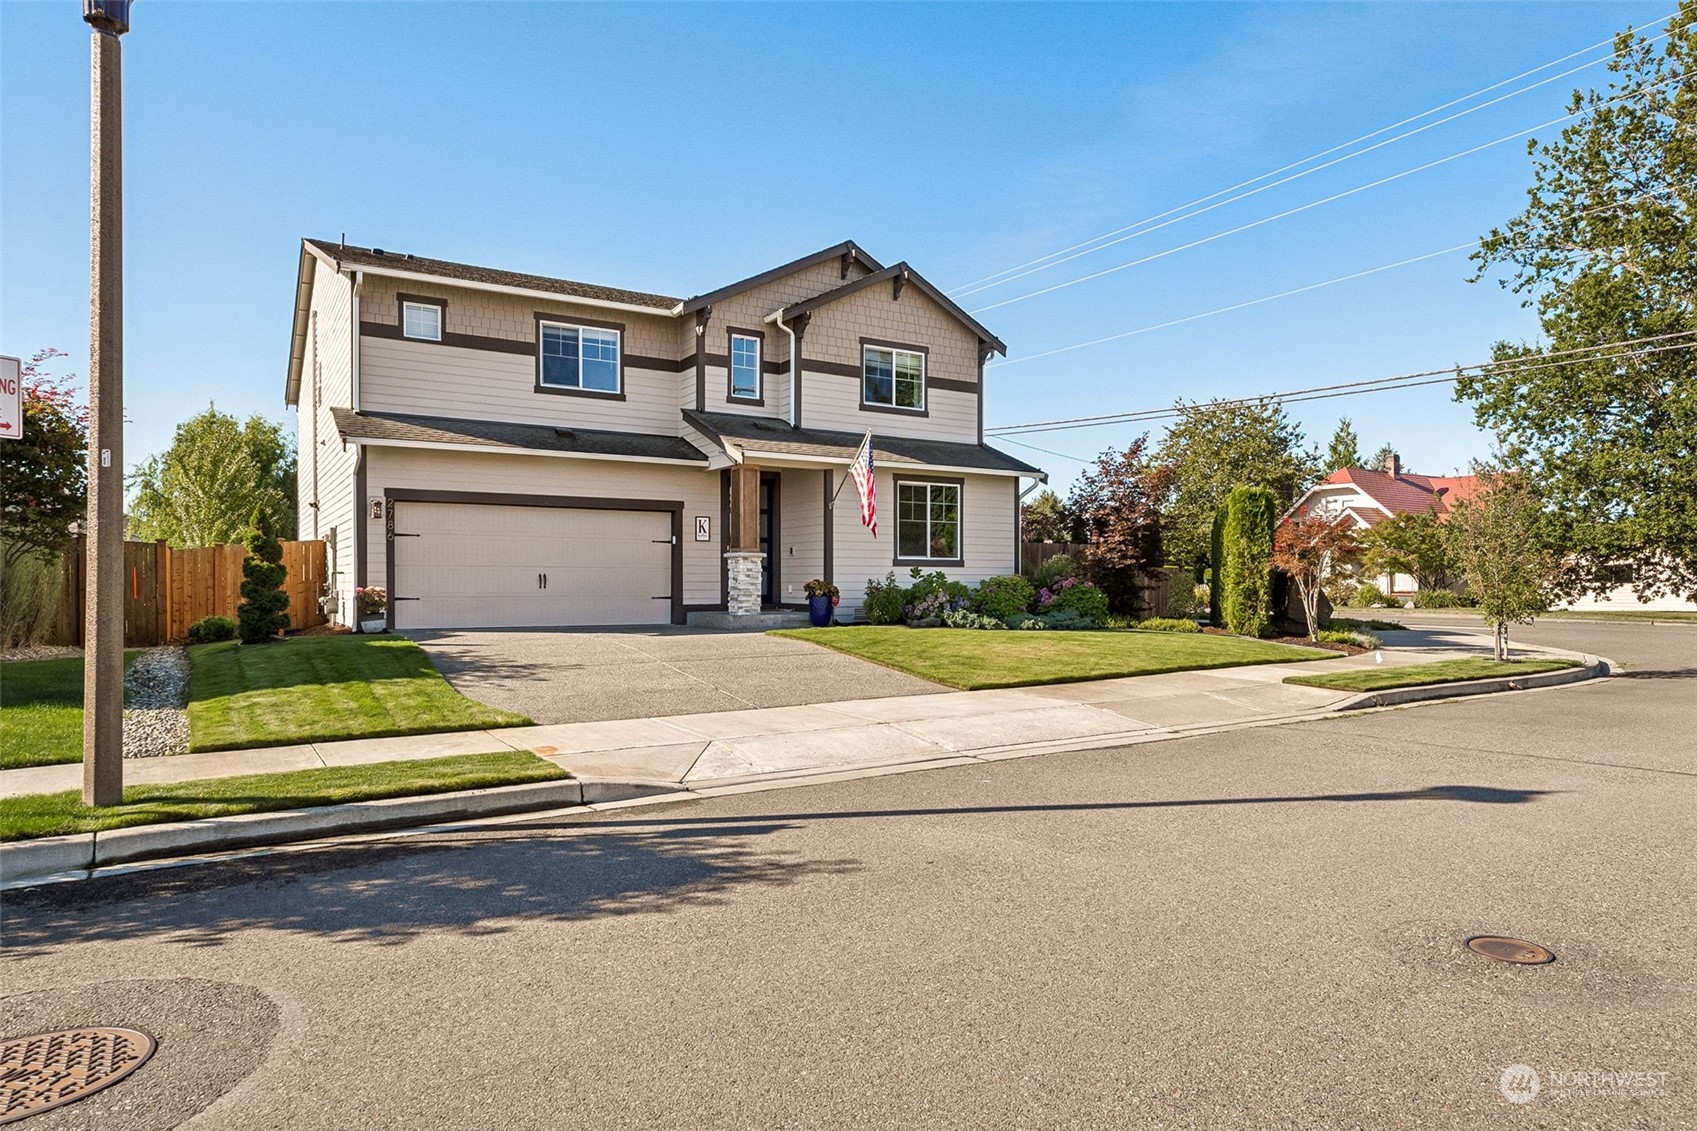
[
  {"x1": 0, "y1": 644, "x2": 82, "y2": 663},
  {"x1": 124, "y1": 646, "x2": 191, "y2": 759}
]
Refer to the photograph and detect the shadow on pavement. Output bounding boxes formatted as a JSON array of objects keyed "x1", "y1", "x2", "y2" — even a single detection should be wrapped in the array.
[{"x1": 1611, "y1": 667, "x2": 1697, "y2": 680}]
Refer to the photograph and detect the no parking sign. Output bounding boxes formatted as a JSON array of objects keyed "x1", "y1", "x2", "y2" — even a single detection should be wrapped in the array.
[{"x1": 0, "y1": 356, "x2": 20, "y2": 440}]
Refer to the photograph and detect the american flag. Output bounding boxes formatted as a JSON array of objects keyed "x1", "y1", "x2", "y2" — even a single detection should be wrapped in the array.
[{"x1": 848, "y1": 430, "x2": 877, "y2": 537}]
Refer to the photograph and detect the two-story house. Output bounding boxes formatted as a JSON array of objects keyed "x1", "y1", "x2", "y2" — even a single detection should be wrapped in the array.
[{"x1": 285, "y1": 239, "x2": 1045, "y2": 630}]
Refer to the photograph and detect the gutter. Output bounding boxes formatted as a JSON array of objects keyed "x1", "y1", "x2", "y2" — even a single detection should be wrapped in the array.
[{"x1": 765, "y1": 306, "x2": 800, "y2": 428}]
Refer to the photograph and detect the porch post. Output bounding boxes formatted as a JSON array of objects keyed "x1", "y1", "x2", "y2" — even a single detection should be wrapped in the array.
[{"x1": 725, "y1": 463, "x2": 763, "y2": 615}]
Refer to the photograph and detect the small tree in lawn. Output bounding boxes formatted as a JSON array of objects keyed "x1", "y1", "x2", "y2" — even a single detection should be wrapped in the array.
[
  {"x1": 1274, "y1": 509, "x2": 1362, "y2": 640},
  {"x1": 1445, "y1": 471, "x2": 1558, "y2": 660},
  {"x1": 237, "y1": 513, "x2": 291, "y2": 644}
]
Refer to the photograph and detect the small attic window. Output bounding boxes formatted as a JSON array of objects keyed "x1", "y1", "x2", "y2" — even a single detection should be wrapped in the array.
[{"x1": 402, "y1": 301, "x2": 442, "y2": 341}]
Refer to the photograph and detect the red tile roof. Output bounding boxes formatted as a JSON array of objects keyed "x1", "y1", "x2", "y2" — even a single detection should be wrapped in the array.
[{"x1": 1317, "y1": 468, "x2": 1480, "y2": 520}]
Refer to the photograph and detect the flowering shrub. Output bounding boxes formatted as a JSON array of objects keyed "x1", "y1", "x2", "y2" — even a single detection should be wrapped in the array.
[
  {"x1": 1035, "y1": 575, "x2": 1109, "y2": 625},
  {"x1": 971, "y1": 574, "x2": 1036, "y2": 620},
  {"x1": 941, "y1": 608, "x2": 1007, "y2": 630},
  {"x1": 905, "y1": 589, "x2": 963, "y2": 623},
  {"x1": 355, "y1": 586, "x2": 387, "y2": 616},
  {"x1": 902, "y1": 568, "x2": 970, "y2": 624}
]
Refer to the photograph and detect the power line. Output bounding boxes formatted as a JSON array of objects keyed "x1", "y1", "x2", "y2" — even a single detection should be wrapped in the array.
[
  {"x1": 967, "y1": 75, "x2": 1680, "y2": 316},
  {"x1": 951, "y1": 28, "x2": 1673, "y2": 300},
  {"x1": 986, "y1": 333, "x2": 1697, "y2": 437}
]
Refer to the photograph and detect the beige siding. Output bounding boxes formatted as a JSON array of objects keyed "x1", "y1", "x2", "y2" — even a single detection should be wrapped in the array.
[
  {"x1": 799, "y1": 282, "x2": 981, "y2": 444},
  {"x1": 777, "y1": 469, "x2": 827, "y2": 603},
  {"x1": 831, "y1": 471, "x2": 1017, "y2": 619},
  {"x1": 360, "y1": 337, "x2": 682, "y2": 434},
  {"x1": 364, "y1": 446, "x2": 722, "y2": 607},
  {"x1": 297, "y1": 257, "x2": 360, "y2": 623}
]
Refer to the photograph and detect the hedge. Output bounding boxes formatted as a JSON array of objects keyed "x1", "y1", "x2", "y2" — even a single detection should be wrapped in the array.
[{"x1": 1215, "y1": 485, "x2": 1277, "y2": 637}]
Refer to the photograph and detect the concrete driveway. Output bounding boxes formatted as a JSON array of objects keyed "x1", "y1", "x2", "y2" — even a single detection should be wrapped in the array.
[{"x1": 405, "y1": 626, "x2": 945, "y2": 724}]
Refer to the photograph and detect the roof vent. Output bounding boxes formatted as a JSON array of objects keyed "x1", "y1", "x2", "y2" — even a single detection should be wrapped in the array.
[{"x1": 372, "y1": 248, "x2": 385, "y2": 256}]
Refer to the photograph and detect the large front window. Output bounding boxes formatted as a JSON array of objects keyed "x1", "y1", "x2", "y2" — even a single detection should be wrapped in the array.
[
  {"x1": 863, "y1": 345, "x2": 925, "y2": 410},
  {"x1": 540, "y1": 322, "x2": 621, "y2": 393},
  {"x1": 730, "y1": 333, "x2": 761, "y2": 400},
  {"x1": 896, "y1": 481, "x2": 960, "y2": 561}
]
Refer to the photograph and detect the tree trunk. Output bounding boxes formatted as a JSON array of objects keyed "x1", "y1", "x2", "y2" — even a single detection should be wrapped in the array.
[{"x1": 1494, "y1": 620, "x2": 1509, "y2": 661}]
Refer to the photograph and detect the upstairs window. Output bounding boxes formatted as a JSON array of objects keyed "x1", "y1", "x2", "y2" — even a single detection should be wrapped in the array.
[
  {"x1": 402, "y1": 301, "x2": 442, "y2": 341},
  {"x1": 863, "y1": 345, "x2": 925, "y2": 411},
  {"x1": 540, "y1": 321, "x2": 621, "y2": 393},
  {"x1": 896, "y1": 481, "x2": 960, "y2": 561},
  {"x1": 730, "y1": 333, "x2": 761, "y2": 400}
]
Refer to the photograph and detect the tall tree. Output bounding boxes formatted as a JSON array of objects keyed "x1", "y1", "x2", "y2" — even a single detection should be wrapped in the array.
[
  {"x1": 1019, "y1": 488, "x2": 1071, "y2": 543},
  {"x1": 1156, "y1": 398, "x2": 1317, "y2": 570},
  {"x1": 1446, "y1": 470, "x2": 1560, "y2": 660},
  {"x1": 1369, "y1": 444, "x2": 1399, "y2": 474},
  {"x1": 1322, "y1": 417, "x2": 1364, "y2": 474},
  {"x1": 0, "y1": 350, "x2": 88, "y2": 572},
  {"x1": 1462, "y1": 4, "x2": 1697, "y2": 601},
  {"x1": 129, "y1": 407, "x2": 297, "y2": 547},
  {"x1": 1216, "y1": 485, "x2": 1278, "y2": 637},
  {"x1": 1362, "y1": 512, "x2": 1454, "y2": 590},
  {"x1": 1066, "y1": 436, "x2": 1166, "y2": 614}
]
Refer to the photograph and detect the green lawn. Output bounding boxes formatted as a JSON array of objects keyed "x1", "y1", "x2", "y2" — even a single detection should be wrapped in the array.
[
  {"x1": 771, "y1": 626, "x2": 1336, "y2": 690},
  {"x1": 1283, "y1": 657, "x2": 1580, "y2": 693},
  {"x1": 0, "y1": 652, "x2": 139, "y2": 771},
  {"x1": 187, "y1": 635, "x2": 530, "y2": 752},
  {"x1": 0, "y1": 750, "x2": 567, "y2": 841}
]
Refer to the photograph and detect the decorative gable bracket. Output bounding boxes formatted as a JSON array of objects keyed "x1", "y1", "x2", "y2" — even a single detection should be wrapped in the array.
[{"x1": 892, "y1": 265, "x2": 911, "y2": 302}]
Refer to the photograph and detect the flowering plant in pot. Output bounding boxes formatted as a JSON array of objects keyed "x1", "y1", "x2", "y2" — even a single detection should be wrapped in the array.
[
  {"x1": 803, "y1": 579, "x2": 839, "y2": 627},
  {"x1": 355, "y1": 585, "x2": 387, "y2": 631}
]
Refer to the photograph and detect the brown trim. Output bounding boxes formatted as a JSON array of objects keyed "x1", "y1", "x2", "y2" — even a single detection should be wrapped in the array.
[
  {"x1": 535, "y1": 311, "x2": 628, "y2": 401},
  {"x1": 726, "y1": 326, "x2": 766, "y2": 405},
  {"x1": 354, "y1": 447, "x2": 368, "y2": 604},
  {"x1": 806, "y1": 359, "x2": 862, "y2": 379},
  {"x1": 396, "y1": 293, "x2": 446, "y2": 343},
  {"x1": 781, "y1": 260, "x2": 1008, "y2": 355},
  {"x1": 822, "y1": 468, "x2": 834, "y2": 587},
  {"x1": 891, "y1": 474, "x2": 966, "y2": 568},
  {"x1": 676, "y1": 241, "x2": 884, "y2": 315},
  {"x1": 682, "y1": 603, "x2": 727, "y2": 614},
  {"x1": 860, "y1": 336, "x2": 929, "y2": 416},
  {"x1": 693, "y1": 306, "x2": 711, "y2": 410},
  {"x1": 361, "y1": 319, "x2": 533, "y2": 357},
  {"x1": 859, "y1": 402, "x2": 930, "y2": 418},
  {"x1": 629, "y1": 354, "x2": 690, "y2": 372},
  {"x1": 762, "y1": 471, "x2": 781, "y2": 604},
  {"x1": 790, "y1": 312, "x2": 810, "y2": 428},
  {"x1": 861, "y1": 336, "x2": 930, "y2": 357},
  {"x1": 929, "y1": 377, "x2": 978, "y2": 395},
  {"x1": 719, "y1": 469, "x2": 731, "y2": 608},
  {"x1": 976, "y1": 348, "x2": 988, "y2": 445},
  {"x1": 385, "y1": 488, "x2": 687, "y2": 626}
]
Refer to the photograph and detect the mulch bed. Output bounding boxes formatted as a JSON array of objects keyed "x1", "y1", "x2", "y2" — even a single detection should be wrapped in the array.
[
  {"x1": 288, "y1": 623, "x2": 352, "y2": 638},
  {"x1": 1199, "y1": 626, "x2": 1370, "y2": 656}
]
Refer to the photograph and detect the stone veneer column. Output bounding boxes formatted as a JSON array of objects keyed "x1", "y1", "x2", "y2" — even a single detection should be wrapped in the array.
[{"x1": 725, "y1": 551, "x2": 765, "y2": 615}]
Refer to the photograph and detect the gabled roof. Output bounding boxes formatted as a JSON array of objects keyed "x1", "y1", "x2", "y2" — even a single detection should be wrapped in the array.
[
  {"x1": 303, "y1": 239, "x2": 681, "y2": 311},
  {"x1": 684, "y1": 410, "x2": 1042, "y2": 477},
  {"x1": 776, "y1": 262, "x2": 1008, "y2": 356},
  {"x1": 674, "y1": 241, "x2": 883, "y2": 315},
  {"x1": 331, "y1": 407, "x2": 708, "y2": 464},
  {"x1": 1314, "y1": 467, "x2": 1481, "y2": 520}
]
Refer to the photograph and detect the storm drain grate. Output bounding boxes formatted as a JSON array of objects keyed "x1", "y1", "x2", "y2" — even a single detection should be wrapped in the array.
[
  {"x1": 1465, "y1": 935, "x2": 1556, "y2": 965},
  {"x1": 0, "y1": 1027, "x2": 156, "y2": 1125}
]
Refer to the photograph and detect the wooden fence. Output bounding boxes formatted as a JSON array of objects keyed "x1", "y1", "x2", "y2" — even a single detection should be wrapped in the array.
[
  {"x1": 1020, "y1": 541, "x2": 1183, "y2": 617},
  {"x1": 50, "y1": 539, "x2": 327, "y2": 647}
]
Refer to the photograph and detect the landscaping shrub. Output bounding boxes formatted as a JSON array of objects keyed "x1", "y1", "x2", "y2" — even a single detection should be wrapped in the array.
[
  {"x1": 1036, "y1": 609, "x2": 1097, "y2": 631},
  {"x1": 970, "y1": 574, "x2": 1035, "y2": 621},
  {"x1": 1134, "y1": 617, "x2": 1203, "y2": 633},
  {"x1": 187, "y1": 615, "x2": 238, "y2": 644},
  {"x1": 1215, "y1": 486, "x2": 1277, "y2": 637},
  {"x1": 1317, "y1": 628, "x2": 1380, "y2": 649},
  {"x1": 1029, "y1": 554, "x2": 1079, "y2": 590},
  {"x1": 1413, "y1": 588, "x2": 1461, "y2": 608},
  {"x1": 0, "y1": 546, "x2": 64, "y2": 649},
  {"x1": 863, "y1": 573, "x2": 906, "y2": 625},
  {"x1": 941, "y1": 608, "x2": 1008, "y2": 630},
  {"x1": 902, "y1": 568, "x2": 969, "y2": 623},
  {"x1": 1208, "y1": 512, "x2": 1225, "y2": 625},
  {"x1": 237, "y1": 515, "x2": 291, "y2": 645},
  {"x1": 1006, "y1": 613, "x2": 1047, "y2": 630},
  {"x1": 1331, "y1": 616, "x2": 1404, "y2": 633},
  {"x1": 1034, "y1": 575, "x2": 1109, "y2": 625},
  {"x1": 1353, "y1": 582, "x2": 1388, "y2": 608}
]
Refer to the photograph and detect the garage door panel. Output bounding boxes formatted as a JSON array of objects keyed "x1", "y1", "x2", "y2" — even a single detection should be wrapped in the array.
[{"x1": 392, "y1": 502, "x2": 674, "y2": 630}]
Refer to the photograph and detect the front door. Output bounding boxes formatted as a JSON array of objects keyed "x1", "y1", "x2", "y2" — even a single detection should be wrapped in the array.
[{"x1": 759, "y1": 474, "x2": 777, "y2": 606}]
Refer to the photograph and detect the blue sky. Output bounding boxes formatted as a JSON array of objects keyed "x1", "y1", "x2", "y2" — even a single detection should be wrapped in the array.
[{"x1": 0, "y1": 1, "x2": 1668, "y2": 491}]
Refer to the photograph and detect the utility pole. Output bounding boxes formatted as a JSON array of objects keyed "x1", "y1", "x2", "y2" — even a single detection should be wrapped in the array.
[{"x1": 83, "y1": 0, "x2": 131, "y2": 807}]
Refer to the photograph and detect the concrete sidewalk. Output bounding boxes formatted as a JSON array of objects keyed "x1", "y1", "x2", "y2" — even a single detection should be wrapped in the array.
[{"x1": 2, "y1": 629, "x2": 1555, "y2": 801}]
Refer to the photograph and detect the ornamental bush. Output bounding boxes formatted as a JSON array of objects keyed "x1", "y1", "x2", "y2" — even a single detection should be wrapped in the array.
[
  {"x1": 902, "y1": 568, "x2": 969, "y2": 623},
  {"x1": 1215, "y1": 486, "x2": 1277, "y2": 637},
  {"x1": 1036, "y1": 608, "x2": 1097, "y2": 631},
  {"x1": 1208, "y1": 509, "x2": 1226, "y2": 625},
  {"x1": 186, "y1": 614, "x2": 238, "y2": 644},
  {"x1": 1354, "y1": 582, "x2": 1388, "y2": 608},
  {"x1": 941, "y1": 608, "x2": 1008, "y2": 630},
  {"x1": 1133, "y1": 617, "x2": 1202, "y2": 633},
  {"x1": 1413, "y1": 588, "x2": 1461, "y2": 608},
  {"x1": 1029, "y1": 553, "x2": 1079, "y2": 590},
  {"x1": 971, "y1": 574, "x2": 1036, "y2": 621},
  {"x1": 863, "y1": 573, "x2": 906, "y2": 625},
  {"x1": 237, "y1": 515, "x2": 291, "y2": 645}
]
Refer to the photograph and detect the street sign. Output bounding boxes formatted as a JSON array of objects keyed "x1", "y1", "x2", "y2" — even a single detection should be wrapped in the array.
[{"x1": 0, "y1": 356, "x2": 21, "y2": 440}]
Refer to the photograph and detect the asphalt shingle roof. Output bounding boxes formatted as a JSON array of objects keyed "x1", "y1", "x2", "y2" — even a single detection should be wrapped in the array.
[
  {"x1": 331, "y1": 407, "x2": 708, "y2": 463},
  {"x1": 684, "y1": 410, "x2": 1043, "y2": 476},
  {"x1": 1319, "y1": 468, "x2": 1481, "y2": 519}
]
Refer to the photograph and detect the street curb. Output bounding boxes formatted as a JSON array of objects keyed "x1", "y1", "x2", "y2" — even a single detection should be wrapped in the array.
[
  {"x1": 0, "y1": 777, "x2": 675, "y2": 887},
  {"x1": 1329, "y1": 658, "x2": 1608, "y2": 712}
]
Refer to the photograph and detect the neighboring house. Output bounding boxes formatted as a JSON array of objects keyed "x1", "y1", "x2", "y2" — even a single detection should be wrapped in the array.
[
  {"x1": 285, "y1": 239, "x2": 1045, "y2": 630},
  {"x1": 1289, "y1": 452, "x2": 1480, "y2": 597}
]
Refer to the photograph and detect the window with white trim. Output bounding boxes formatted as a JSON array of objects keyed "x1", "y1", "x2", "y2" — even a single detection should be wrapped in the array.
[
  {"x1": 896, "y1": 481, "x2": 960, "y2": 561},
  {"x1": 540, "y1": 322, "x2": 621, "y2": 393},
  {"x1": 402, "y1": 301, "x2": 442, "y2": 341},
  {"x1": 863, "y1": 345, "x2": 925, "y2": 410},
  {"x1": 730, "y1": 334, "x2": 761, "y2": 400}
]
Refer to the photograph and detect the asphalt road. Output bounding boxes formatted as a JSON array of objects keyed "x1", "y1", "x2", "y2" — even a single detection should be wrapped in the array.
[{"x1": 2, "y1": 620, "x2": 1691, "y2": 1129}]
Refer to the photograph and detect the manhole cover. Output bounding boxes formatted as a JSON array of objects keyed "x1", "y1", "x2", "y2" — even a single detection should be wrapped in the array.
[
  {"x1": 1465, "y1": 935, "x2": 1556, "y2": 965},
  {"x1": 0, "y1": 1027, "x2": 156, "y2": 1125}
]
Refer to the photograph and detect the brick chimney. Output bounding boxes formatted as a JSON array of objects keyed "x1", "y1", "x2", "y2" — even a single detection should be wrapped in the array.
[{"x1": 1380, "y1": 450, "x2": 1401, "y2": 476}]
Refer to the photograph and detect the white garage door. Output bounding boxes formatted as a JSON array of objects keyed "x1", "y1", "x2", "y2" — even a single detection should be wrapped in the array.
[{"x1": 392, "y1": 502, "x2": 674, "y2": 629}]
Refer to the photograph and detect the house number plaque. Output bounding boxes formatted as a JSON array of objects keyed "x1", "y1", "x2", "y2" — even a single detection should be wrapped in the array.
[{"x1": 695, "y1": 516, "x2": 711, "y2": 541}]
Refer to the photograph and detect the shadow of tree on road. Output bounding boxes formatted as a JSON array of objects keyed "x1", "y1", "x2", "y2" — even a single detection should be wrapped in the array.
[{"x1": 1611, "y1": 667, "x2": 1697, "y2": 680}]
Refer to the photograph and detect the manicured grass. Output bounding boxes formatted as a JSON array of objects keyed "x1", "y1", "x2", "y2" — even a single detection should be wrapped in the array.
[
  {"x1": 0, "y1": 750, "x2": 567, "y2": 841},
  {"x1": 0, "y1": 652, "x2": 139, "y2": 771},
  {"x1": 771, "y1": 626, "x2": 1336, "y2": 690},
  {"x1": 187, "y1": 635, "x2": 530, "y2": 752},
  {"x1": 1283, "y1": 657, "x2": 1580, "y2": 693}
]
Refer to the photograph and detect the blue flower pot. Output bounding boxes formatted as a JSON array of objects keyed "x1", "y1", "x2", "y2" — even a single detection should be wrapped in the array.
[{"x1": 808, "y1": 595, "x2": 833, "y2": 627}]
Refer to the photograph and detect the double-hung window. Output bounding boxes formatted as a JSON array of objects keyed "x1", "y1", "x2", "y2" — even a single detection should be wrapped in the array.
[
  {"x1": 896, "y1": 481, "x2": 961, "y2": 562},
  {"x1": 402, "y1": 301, "x2": 442, "y2": 341},
  {"x1": 539, "y1": 321, "x2": 621, "y2": 394},
  {"x1": 863, "y1": 345, "x2": 925, "y2": 411},
  {"x1": 730, "y1": 333, "x2": 761, "y2": 401}
]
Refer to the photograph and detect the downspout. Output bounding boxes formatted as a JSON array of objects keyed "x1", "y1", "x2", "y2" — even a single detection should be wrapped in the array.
[
  {"x1": 765, "y1": 306, "x2": 799, "y2": 428},
  {"x1": 349, "y1": 269, "x2": 364, "y2": 409}
]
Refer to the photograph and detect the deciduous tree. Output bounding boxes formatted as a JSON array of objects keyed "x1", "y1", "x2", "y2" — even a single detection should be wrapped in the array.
[
  {"x1": 1019, "y1": 488, "x2": 1071, "y2": 543},
  {"x1": 1446, "y1": 471, "x2": 1560, "y2": 660},
  {"x1": 0, "y1": 350, "x2": 88, "y2": 571},
  {"x1": 1274, "y1": 509, "x2": 1362, "y2": 640},
  {"x1": 129, "y1": 407, "x2": 297, "y2": 547},
  {"x1": 1463, "y1": 4, "x2": 1697, "y2": 601},
  {"x1": 1362, "y1": 511, "x2": 1454, "y2": 590},
  {"x1": 1066, "y1": 436, "x2": 1166, "y2": 614}
]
